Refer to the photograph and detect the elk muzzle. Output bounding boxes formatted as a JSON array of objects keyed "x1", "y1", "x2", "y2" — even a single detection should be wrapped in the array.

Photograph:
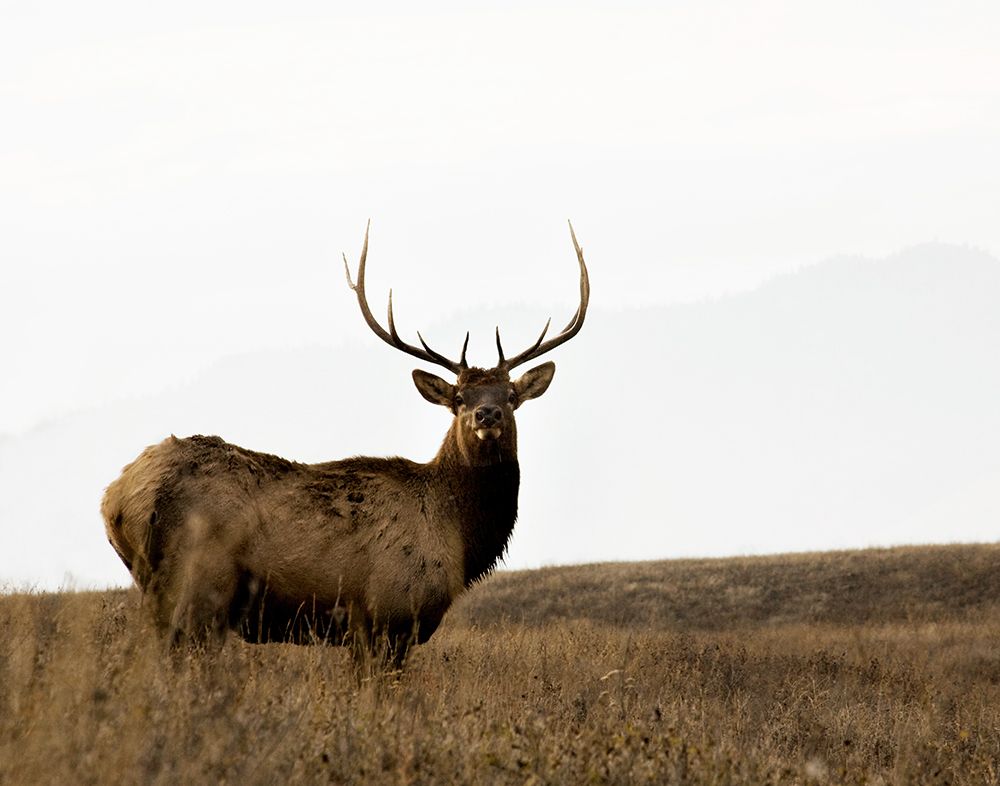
[{"x1": 474, "y1": 405, "x2": 503, "y2": 441}]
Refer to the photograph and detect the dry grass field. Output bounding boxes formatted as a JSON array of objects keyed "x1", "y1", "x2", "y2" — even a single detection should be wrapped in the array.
[{"x1": 2, "y1": 543, "x2": 999, "y2": 785}]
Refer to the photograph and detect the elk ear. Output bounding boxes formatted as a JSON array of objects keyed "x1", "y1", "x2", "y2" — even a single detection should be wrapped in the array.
[
  {"x1": 412, "y1": 369, "x2": 456, "y2": 408},
  {"x1": 512, "y1": 361, "x2": 555, "y2": 405}
]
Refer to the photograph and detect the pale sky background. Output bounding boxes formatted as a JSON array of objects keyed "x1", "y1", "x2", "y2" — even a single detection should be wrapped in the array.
[{"x1": 2, "y1": 2, "x2": 999, "y2": 588}]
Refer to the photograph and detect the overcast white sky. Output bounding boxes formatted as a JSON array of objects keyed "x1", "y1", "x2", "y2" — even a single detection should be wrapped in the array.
[
  {"x1": 2, "y1": 4, "x2": 1000, "y2": 589},
  {"x1": 3, "y1": 2, "x2": 999, "y2": 436}
]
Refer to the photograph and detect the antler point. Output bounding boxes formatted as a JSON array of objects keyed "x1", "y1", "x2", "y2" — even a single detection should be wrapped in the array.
[{"x1": 342, "y1": 253, "x2": 357, "y2": 289}]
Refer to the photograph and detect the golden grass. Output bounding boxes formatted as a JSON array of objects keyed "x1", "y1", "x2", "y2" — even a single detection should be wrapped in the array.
[{"x1": 2, "y1": 543, "x2": 999, "y2": 784}]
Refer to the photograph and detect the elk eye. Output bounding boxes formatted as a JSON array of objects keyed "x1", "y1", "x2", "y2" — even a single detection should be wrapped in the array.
[
  {"x1": 454, "y1": 394, "x2": 464, "y2": 406},
  {"x1": 507, "y1": 390, "x2": 517, "y2": 403}
]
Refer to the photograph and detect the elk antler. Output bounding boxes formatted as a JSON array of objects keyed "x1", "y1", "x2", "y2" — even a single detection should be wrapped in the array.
[
  {"x1": 344, "y1": 221, "x2": 469, "y2": 375},
  {"x1": 496, "y1": 220, "x2": 591, "y2": 371}
]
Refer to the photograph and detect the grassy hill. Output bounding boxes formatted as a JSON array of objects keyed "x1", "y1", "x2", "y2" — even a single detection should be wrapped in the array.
[
  {"x1": 456, "y1": 543, "x2": 1000, "y2": 630},
  {"x1": 2, "y1": 543, "x2": 999, "y2": 784}
]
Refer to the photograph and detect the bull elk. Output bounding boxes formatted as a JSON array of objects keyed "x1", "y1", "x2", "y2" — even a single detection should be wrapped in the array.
[{"x1": 102, "y1": 222, "x2": 590, "y2": 665}]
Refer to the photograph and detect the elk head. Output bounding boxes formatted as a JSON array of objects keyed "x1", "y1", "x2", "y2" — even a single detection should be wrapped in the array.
[{"x1": 344, "y1": 222, "x2": 590, "y2": 466}]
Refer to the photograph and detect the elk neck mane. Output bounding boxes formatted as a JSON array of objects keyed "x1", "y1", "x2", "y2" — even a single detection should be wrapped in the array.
[{"x1": 431, "y1": 444, "x2": 520, "y2": 585}]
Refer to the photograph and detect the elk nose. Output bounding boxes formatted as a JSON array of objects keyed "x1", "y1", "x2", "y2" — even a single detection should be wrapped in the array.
[{"x1": 474, "y1": 405, "x2": 502, "y2": 427}]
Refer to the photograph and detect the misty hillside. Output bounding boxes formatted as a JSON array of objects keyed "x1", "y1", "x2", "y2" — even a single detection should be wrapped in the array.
[
  {"x1": 2, "y1": 243, "x2": 999, "y2": 588},
  {"x1": 541, "y1": 243, "x2": 1000, "y2": 561}
]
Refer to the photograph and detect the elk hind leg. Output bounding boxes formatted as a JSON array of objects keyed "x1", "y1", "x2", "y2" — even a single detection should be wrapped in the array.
[{"x1": 167, "y1": 513, "x2": 241, "y2": 648}]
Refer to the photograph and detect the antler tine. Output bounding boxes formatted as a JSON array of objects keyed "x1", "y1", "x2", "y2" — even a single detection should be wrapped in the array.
[
  {"x1": 345, "y1": 222, "x2": 466, "y2": 375},
  {"x1": 496, "y1": 319, "x2": 550, "y2": 368},
  {"x1": 501, "y1": 221, "x2": 590, "y2": 370},
  {"x1": 417, "y1": 330, "x2": 466, "y2": 370},
  {"x1": 386, "y1": 289, "x2": 399, "y2": 339},
  {"x1": 459, "y1": 332, "x2": 470, "y2": 367},
  {"x1": 495, "y1": 327, "x2": 504, "y2": 366}
]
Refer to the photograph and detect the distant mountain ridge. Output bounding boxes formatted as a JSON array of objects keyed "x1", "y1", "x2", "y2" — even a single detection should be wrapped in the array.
[{"x1": 2, "y1": 243, "x2": 998, "y2": 588}]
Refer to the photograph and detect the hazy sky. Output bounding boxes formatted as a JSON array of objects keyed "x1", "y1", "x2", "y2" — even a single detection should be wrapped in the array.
[
  {"x1": 2, "y1": 4, "x2": 1000, "y2": 587},
  {"x1": 3, "y1": 2, "x2": 999, "y2": 436}
]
